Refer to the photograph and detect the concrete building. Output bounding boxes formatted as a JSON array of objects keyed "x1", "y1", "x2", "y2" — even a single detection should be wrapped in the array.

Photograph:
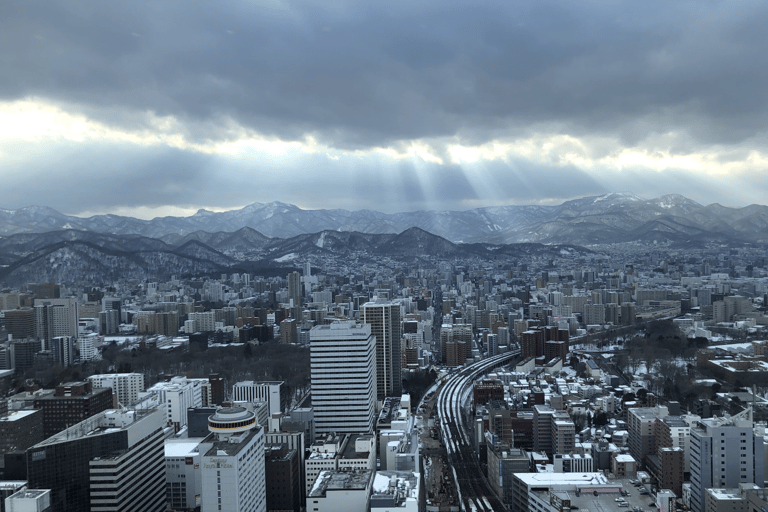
[
  {"x1": 509, "y1": 472, "x2": 612, "y2": 512},
  {"x1": 310, "y1": 322, "x2": 377, "y2": 434},
  {"x1": 0, "y1": 409, "x2": 44, "y2": 479},
  {"x1": 33, "y1": 298, "x2": 78, "y2": 345},
  {"x1": 361, "y1": 301, "x2": 402, "y2": 400},
  {"x1": 370, "y1": 471, "x2": 420, "y2": 512},
  {"x1": 533, "y1": 405, "x2": 555, "y2": 455},
  {"x1": 33, "y1": 381, "x2": 113, "y2": 437},
  {"x1": 307, "y1": 470, "x2": 373, "y2": 512},
  {"x1": 231, "y1": 381, "x2": 286, "y2": 416},
  {"x1": 143, "y1": 376, "x2": 203, "y2": 432},
  {"x1": 690, "y1": 411, "x2": 765, "y2": 512},
  {"x1": 4, "y1": 489, "x2": 51, "y2": 512},
  {"x1": 304, "y1": 434, "x2": 376, "y2": 496},
  {"x1": 88, "y1": 373, "x2": 145, "y2": 408},
  {"x1": 199, "y1": 406, "x2": 266, "y2": 512},
  {"x1": 627, "y1": 406, "x2": 668, "y2": 466},
  {"x1": 265, "y1": 443, "x2": 301, "y2": 512},
  {"x1": 704, "y1": 483, "x2": 768, "y2": 512},
  {"x1": 165, "y1": 440, "x2": 203, "y2": 512},
  {"x1": 26, "y1": 408, "x2": 167, "y2": 512}
]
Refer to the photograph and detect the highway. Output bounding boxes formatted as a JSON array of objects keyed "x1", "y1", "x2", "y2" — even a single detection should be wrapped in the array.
[{"x1": 436, "y1": 350, "x2": 520, "y2": 512}]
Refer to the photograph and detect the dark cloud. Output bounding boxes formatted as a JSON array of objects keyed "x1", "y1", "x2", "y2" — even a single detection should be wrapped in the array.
[
  {"x1": 3, "y1": 139, "x2": 610, "y2": 215},
  {"x1": 3, "y1": 0, "x2": 768, "y2": 149}
]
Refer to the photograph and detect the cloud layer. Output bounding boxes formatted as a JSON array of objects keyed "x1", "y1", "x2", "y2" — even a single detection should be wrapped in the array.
[{"x1": 2, "y1": 0, "x2": 767, "y2": 216}]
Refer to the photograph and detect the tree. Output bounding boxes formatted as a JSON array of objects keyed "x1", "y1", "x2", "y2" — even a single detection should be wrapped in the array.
[{"x1": 594, "y1": 411, "x2": 609, "y2": 427}]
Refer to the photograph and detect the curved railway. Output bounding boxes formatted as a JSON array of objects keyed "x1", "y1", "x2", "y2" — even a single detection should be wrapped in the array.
[{"x1": 436, "y1": 350, "x2": 521, "y2": 512}]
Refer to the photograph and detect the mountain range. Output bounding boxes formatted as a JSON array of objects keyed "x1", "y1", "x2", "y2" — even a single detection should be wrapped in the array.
[
  {"x1": 2, "y1": 193, "x2": 768, "y2": 245},
  {"x1": 1, "y1": 193, "x2": 766, "y2": 285}
]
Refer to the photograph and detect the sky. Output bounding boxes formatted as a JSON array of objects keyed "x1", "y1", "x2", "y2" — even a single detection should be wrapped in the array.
[{"x1": 2, "y1": 0, "x2": 768, "y2": 219}]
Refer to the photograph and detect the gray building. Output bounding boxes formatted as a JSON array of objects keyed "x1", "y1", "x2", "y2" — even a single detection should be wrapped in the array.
[{"x1": 690, "y1": 410, "x2": 764, "y2": 512}]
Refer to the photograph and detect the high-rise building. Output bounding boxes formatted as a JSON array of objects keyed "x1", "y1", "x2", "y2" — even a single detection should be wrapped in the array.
[
  {"x1": 690, "y1": 411, "x2": 765, "y2": 512},
  {"x1": 199, "y1": 406, "x2": 266, "y2": 512},
  {"x1": 88, "y1": 373, "x2": 146, "y2": 408},
  {"x1": 265, "y1": 443, "x2": 302, "y2": 512},
  {"x1": 8, "y1": 339, "x2": 41, "y2": 371},
  {"x1": 310, "y1": 322, "x2": 376, "y2": 434},
  {"x1": 288, "y1": 271, "x2": 302, "y2": 319},
  {"x1": 532, "y1": 405, "x2": 554, "y2": 455},
  {"x1": 232, "y1": 381, "x2": 287, "y2": 416},
  {"x1": 143, "y1": 377, "x2": 203, "y2": 432},
  {"x1": 627, "y1": 406, "x2": 669, "y2": 466},
  {"x1": 50, "y1": 336, "x2": 74, "y2": 367},
  {"x1": 33, "y1": 298, "x2": 78, "y2": 345},
  {"x1": 2, "y1": 308, "x2": 35, "y2": 339},
  {"x1": 98, "y1": 309, "x2": 119, "y2": 335},
  {"x1": 165, "y1": 440, "x2": 203, "y2": 511},
  {"x1": 26, "y1": 408, "x2": 167, "y2": 512},
  {"x1": 361, "y1": 301, "x2": 402, "y2": 400}
]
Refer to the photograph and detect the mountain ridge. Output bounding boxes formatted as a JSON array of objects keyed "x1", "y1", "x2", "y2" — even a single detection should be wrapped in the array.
[{"x1": 2, "y1": 194, "x2": 768, "y2": 245}]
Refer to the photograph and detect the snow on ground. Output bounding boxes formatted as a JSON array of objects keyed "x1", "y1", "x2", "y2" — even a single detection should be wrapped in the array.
[{"x1": 275, "y1": 252, "x2": 297, "y2": 262}]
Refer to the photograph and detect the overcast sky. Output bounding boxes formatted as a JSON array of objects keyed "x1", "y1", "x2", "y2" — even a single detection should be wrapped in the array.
[{"x1": 2, "y1": 0, "x2": 768, "y2": 218}]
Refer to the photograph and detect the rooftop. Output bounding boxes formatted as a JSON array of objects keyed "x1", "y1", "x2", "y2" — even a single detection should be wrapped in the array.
[
  {"x1": 203, "y1": 427, "x2": 260, "y2": 457},
  {"x1": 0, "y1": 409, "x2": 39, "y2": 422},
  {"x1": 164, "y1": 440, "x2": 202, "y2": 458},
  {"x1": 309, "y1": 470, "x2": 372, "y2": 498}
]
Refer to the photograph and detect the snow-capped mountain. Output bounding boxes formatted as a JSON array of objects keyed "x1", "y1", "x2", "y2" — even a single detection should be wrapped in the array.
[{"x1": 2, "y1": 194, "x2": 768, "y2": 245}]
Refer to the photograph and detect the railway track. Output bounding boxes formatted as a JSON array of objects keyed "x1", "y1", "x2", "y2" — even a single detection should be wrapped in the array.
[{"x1": 435, "y1": 351, "x2": 520, "y2": 512}]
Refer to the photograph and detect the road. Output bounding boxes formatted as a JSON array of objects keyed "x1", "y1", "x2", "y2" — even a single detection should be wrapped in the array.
[{"x1": 436, "y1": 350, "x2": 520, "y2": 512}]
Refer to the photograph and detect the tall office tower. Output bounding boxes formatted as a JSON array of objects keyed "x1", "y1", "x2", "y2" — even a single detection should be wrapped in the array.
[
  {"x1": 2, "y1": 308, "x2": 35, "y2": 339},
  {"x1": 88, "y1": 373, "x2": 146, "y2": 408},
  {"x1": 33, "y1": 298, "x2": 78, "y2": 346},
  {"x1": 26, "y1": 408, "x2": 167, "y2": 512},
  {"x1": 98, "y1": 309, "x2": 120, "y2": 335},
  {"x1": 361, "y1": 300, "x2": 402, "y2": 400},
  {"x1": 310, "y1": 322, "x2": 376, "y2": 434},
  {"x1": 200, "y1": 406, "x2": 266, "y2": 512},
  {"x1": 50, "y1": 336, "x2": 74, "y2": 366},
  {"x1": 287, "y1": 271, "x2": 302, "y2": 317},
  {"x1": 265, "y1": 443, "x2": 302, "y2": 512},
  {"x1": 532, "y1": 405, "x2": 555, "y2": 455},
  {"x1": 690, "y1": 411, "x2": 765, "y2": 512},
  {"x1": 9, "y1": 339, "x2": 42, "y2": 371}
]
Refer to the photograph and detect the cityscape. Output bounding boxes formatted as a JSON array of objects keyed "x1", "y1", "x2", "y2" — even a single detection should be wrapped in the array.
[
  {"x1": 4, "y1": 1, "x2": 768, "y2": 511},
  {"x1": 1, "y1": 194, "x2": 768, "y2": 511}
]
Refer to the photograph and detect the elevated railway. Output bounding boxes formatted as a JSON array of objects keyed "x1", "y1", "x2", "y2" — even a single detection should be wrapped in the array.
[{"x1": 435, "y1": 350, "x2": 520, "y2": 512}]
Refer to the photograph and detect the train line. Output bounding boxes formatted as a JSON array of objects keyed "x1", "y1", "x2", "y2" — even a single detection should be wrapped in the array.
[{"x1": 435, "y1": 350, "x2": 520, "y2": 512}]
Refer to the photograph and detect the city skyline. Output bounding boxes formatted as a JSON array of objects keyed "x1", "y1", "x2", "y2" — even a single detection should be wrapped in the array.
[{"x1": 2, "y1": 1, "x2": 768, "y2": 218}]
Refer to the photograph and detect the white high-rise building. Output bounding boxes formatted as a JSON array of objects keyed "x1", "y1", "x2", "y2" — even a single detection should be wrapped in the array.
[
  {"x1": 187, "y1": 312, "x2": 216, "y2": 333},
  {"x1": 310, "y1": 322, "x2": 377, "y2": 434},
  {"x1": 142, "y1": 377, "x2": 202, "y2": 431},
  {"x1": 232, "y1": 381, "x2": 284, "y2": 416},
  {"x1": 89, "y1": 373, "x2": 146, "y2": 407},
  {"x1": 690, "y1": 411, "x2": 765, "y2": 512},
  {"x1": 200, "y1": 406, "x2": 266, "y2": 512}
]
